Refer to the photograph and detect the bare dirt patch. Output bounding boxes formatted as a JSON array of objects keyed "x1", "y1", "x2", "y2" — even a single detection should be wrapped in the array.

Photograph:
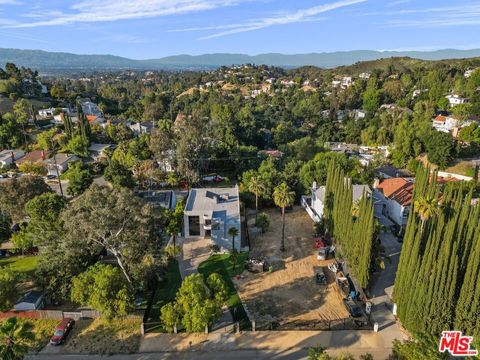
[{"x1": 235, "y1": 206, "x2": 349, "y2": 328}]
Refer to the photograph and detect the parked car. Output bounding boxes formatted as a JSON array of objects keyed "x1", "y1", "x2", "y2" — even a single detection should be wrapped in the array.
[
  {"x1": 317, "y1": 247, "x2": 329, "y2": 261},
  {"x1": 343, "y1": 299, "x2": 362, "y2": 318},
  {"x1": 315, "y1": 268, "x2": 327, "y2": 285},
  {"x1": 50, "y1": 318, "x2": 75, "y2": 345}
]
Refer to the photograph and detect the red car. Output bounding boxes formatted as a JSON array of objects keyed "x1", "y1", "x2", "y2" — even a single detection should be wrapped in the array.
[{"x1": 50, "y1": 318, "x2": 75, "y2": 345}]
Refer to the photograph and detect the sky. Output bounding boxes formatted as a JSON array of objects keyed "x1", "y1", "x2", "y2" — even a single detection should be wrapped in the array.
[{"x1": 0, "y1": 0, "x2": 480, "y2": 59}]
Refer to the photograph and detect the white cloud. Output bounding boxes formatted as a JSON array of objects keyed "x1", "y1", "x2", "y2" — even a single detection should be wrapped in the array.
[
  {"x1": 383, "y1": 3, "x2": 480, "y2": 28},
  {"x1": 6, "y1": 0, "x2": 252, "y2": 28},
  {"x1": 170, "y1": 0, "x2": 367, "y2": 40}
]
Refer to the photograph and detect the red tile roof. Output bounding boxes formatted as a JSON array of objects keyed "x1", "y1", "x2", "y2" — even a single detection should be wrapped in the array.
[
  {"x1": 433, "y1": 115, "x2": 446, "y2": 123},
  {"x1": 376, "y1": 178, "x2": 414, "y2": 206},
  {"x1": 16, "y1": 150, "x2": 49, "y2": 164}
]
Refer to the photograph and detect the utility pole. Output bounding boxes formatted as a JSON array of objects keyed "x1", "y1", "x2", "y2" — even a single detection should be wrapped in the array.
[{"x1": 49, "y1": 138, "x2": 64, "y2": 197}]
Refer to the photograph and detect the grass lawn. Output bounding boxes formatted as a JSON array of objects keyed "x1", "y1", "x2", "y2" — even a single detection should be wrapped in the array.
[
  {"x1": 147, "y1": 259, "x2": 182, "y2": 324},
  {"x1": 0, "y1": 255, "x2": 38, "y2": 278},
  {"x1": 198, "y1": 252, "x2": 249, "y2": 327},
  {"x1": 63, "y1": 318, "x2": 141, "y2": 354},
  {"x1": 0, "y1": 318, "x2": 58, "y2": 353}
]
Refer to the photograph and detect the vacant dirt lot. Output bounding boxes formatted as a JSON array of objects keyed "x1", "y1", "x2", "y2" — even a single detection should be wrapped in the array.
[
  {"x1": 41, "y1": 318, "x2": 141, "y2": 355},
  {"x1": 235, "y1": 206, "x2": 349, "y2": 329}
]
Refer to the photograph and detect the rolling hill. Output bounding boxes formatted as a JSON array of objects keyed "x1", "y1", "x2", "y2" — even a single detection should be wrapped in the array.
[{"x1": 2, "y1": 48, "x2": 480, "y2": 72}]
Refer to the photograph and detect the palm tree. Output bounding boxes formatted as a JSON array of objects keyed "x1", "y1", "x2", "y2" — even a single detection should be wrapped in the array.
[
  {"x1": 166, "y1": 201, "x2": 184, "y2": 258},
  {"x1": 0, "y1": 317, "x2": 34, "y2": 360},
  {"x1": 414, "y1": 195, "x2": 439, "y2": 231},
  {"x1": 247, "y1": 175, "x2": 265, "y2": 221},
  {"x1": 273, "y1": 183, "x2": 295, "y2": 252},
  {"x1": 228, "y1": 227, "x2": 239, "y2": 251}
]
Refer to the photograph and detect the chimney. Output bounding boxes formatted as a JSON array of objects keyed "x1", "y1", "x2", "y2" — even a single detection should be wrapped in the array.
[
  {"x1": 41, "y1": 150, "x2": 46, "y2": 161},
  {"x1": 312, "y1": 181, "x2": 317, "y2": 191},
  {"x1": 373, "y1": 178, "x2": 380, "y2": 189},
  {"x1": 11, "y1": 151, "x2": 15, "y2": 163}
]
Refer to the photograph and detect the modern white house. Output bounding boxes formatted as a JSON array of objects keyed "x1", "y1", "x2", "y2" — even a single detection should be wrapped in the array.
[
  {"x1": 432, "y1": 114, "x2": 478, "y2": 137},
  {"x1": 302, "y1": 182, "x2": 371, "y2": 222},
  {"x1": 184, "y1": 186, "x2": 242, "y2": 250},
  {"x1": 373, "y1": 178, "x2": 413, "y2": 226},
  {"x1": 0, "y1": 150, "x2": 25, "y2": 168},
  {"x1": 43, "y1": 153, "x2": 79, "y2": 176},
  {"x1": 446, "y1": 94, "x2": 470, "y2": 107}
]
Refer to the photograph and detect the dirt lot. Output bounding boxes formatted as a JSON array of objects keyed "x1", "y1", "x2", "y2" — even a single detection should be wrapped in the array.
[
  {"x1": 235, "y1": 206, "x2": 349, "y2": 329},
  {"x1": 41, "y1": 318, "x2": 141, "y2": 355}
]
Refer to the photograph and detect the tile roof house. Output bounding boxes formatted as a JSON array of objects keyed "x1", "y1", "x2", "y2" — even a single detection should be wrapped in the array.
[
  {"x1": 374, "y1": 178, "x2": 414, "y2": 226},
  {"x1": 16, "y1": 150, "x2": 49, "y2": 165},
  {"x1": 184, "y1": 186, "x2": 242, "y2": 251}
]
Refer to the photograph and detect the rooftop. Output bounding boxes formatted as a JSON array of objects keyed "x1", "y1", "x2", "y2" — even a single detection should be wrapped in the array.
[
  {"x1": 136, "y1": 190, "x2": 173, "y2": 209},
  {"x1": 376, "y1": 178, "x2": 414, "y2": 206},
  {"x1": 314, "y1": 184, "x2": 371, "y2": 203},
  {"x1": 15, "y1": 291, "x2": 44, "y2": 305},
  {"x1": 185, "y1": 186, "x2": 240, "y2": 217}
]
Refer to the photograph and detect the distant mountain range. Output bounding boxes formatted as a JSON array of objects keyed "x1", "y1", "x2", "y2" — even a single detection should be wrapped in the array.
[{"x1": 2, "y1": 48, "x2": 480, "y2": 72}]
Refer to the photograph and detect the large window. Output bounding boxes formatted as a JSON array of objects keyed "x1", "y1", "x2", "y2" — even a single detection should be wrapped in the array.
[{"x1": 189, "y1": 216, "x2": 200, "y2": 236}]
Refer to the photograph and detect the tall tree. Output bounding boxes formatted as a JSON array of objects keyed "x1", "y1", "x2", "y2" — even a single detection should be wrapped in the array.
[
  {"x1": 60, "y1": 185, "x2": 159, "y2": 285},
  {"x1": 0, "y1": 317, "x2": 34, "y2": 360},
  {"x1": 273, "y1": 183, "x2": 295, "y2": 252}
]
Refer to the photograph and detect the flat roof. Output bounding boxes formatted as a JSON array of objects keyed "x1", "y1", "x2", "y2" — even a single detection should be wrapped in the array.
[
  {"x1": 185, "y1": 187, "x2": 239, "y2": 217},
  {"x1": 136, "y1": 190, "x2": 172, "y2": 208}
]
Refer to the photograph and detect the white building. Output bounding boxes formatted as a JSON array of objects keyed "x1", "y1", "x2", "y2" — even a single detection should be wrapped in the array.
[
  {"x1": 446, "y1": 94, "x2": 470, "y2": 107},
  {"x1": 432, "y1": 114, "x2": 476, "y2": 135},
  {"x1": 341, "y1": 77, "x2": 353, "y2": 88},
  {"x1": 184, "y1": 186, "x2": 242, "y2": 251},
  {"x1": 464, "y1": 69, "x2": 476, "y2": 78},
  {"x1": 359, "y1": 72, "x2": 371, "y2": 80},
  {"x1": 129, "y1": 121, "x2": 154, "y2": 136},
  {"x1": 0, "y1": 150, "x2": 25, "y2": 168},
  {"x1": 302, "y1": 182, "x2": 371, "y2": 222},
  {"x1": 38, "y1": 108, "x2": 56, "y2": 117},
  {"x1": 374, "y1": 178, "x2": 413, "y2": 227},
  {"x1": 81, "y1": 101, "x2": 102, "y2": 117}
]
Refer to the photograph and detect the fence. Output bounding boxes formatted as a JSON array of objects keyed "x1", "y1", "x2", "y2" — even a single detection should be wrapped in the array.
[
  {"x1": 0, "y1": 309, "x2": 98, "y2": 321},
  {"x1": 255, "y1": 317, "x2": 373, "y2": 331}
]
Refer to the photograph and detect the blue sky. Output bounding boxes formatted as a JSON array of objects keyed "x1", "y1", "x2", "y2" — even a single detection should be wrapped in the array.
[{"x1": 0, "y1": 0, "x2": 480, "y2": 59}]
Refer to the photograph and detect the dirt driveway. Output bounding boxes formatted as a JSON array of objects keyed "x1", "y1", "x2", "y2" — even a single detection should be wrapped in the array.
[{"x1": 235, "y1": 206, "x2": 349, "y2": 328}]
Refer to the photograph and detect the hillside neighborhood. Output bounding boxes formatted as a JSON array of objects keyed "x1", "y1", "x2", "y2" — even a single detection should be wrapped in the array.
[{"x1": 1, "y1": 55, "x2": 480, "y2": 360}]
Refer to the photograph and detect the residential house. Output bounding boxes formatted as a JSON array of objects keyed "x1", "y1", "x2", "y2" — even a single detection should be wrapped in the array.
[
  {"x1": 16, "y1": 150, "x2": 48, "y2": 166},
  {"x1": 302, "y1": 182, "x2": 371, "y2": 222},
  {"x1": 324, "y1": 142, "x2": 359, "y2": 153},
  {"x1": 359, "y1": 72, "x2": 371, "y2": 80},
  {"x1": 374, "y1": 178, "x2": 414, "y2": 227},
  {"x1": 0, "y1": 150, "x2": 25, "y2": 168},
  {"x1": 432, "y1": 114, "x2": 478, "y2": 136},
  {"x1": 412, "y1": 89, "x2": 428, "y2": 98},
  {"x1": 136, "y1": 190, "x2": 176, "y2": 210},
  {"x1": 375, "y1": 165, "x2": 413, "y2": 179},
  {"x1": 446, "y1": 94, "x2": 470, "y2": 107},
  {"x1": 38, "y1": 108, "x2": 55, "y2": 117},
  {"x1": 88, "y1": 144, "x2": 115, "y2": 161},
  {"x1": 129, "y1": 121, "x2": 155, "y2": 136},
  {"x1": 81, "y1": 101, "x2": 102, "y2": 117},
  {"x1": 341, "y1": 77, "x2": 353, "y2": 88},
  {"x1": 43, "y1": 153, "x2": 79, "y2": 176},
  {"x1": 350, "y1": 109, "x2": 366, "y2": 121},
  {"x1": 464, "y1": 69, "x2": 476, "y2": 78},
  {"x1": 14, "y1": 291, "x2": 45, "y2": 311},
  {"x1": 184, "y1": 186, "x2": 242, "y2": 250}
]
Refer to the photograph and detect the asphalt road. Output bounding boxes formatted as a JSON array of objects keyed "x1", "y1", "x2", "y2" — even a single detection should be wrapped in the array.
[{"x1": 27, "y1": 350, "x2": 310, "y2": 360}]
